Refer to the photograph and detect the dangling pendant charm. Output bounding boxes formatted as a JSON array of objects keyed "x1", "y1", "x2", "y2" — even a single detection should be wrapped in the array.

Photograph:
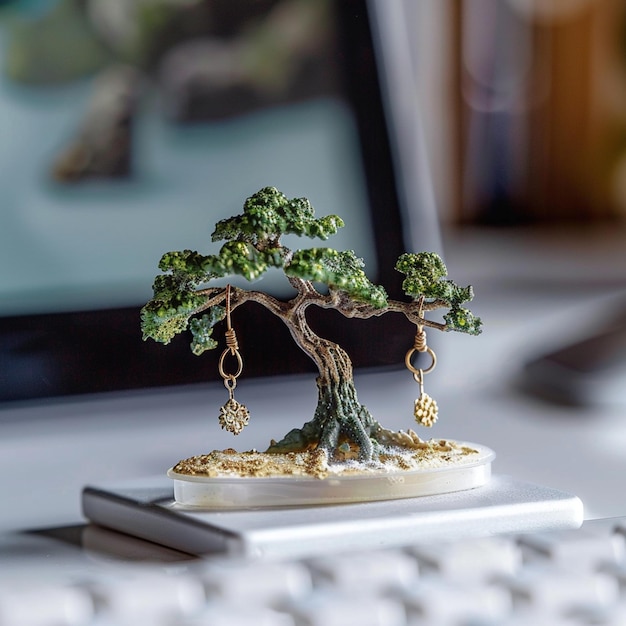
[
  {"x1": 217, "y1": 285, "x2": 250, "y2": 435},
  {"x1": 406, "y1": 296, "x2": 438, "y2": 428},
  {"x1": 219, "y1": 379, "x2": 250, "y2": 435},
  {"x1": 413, "y1": 371, "x2": 438, "y2": 427}
]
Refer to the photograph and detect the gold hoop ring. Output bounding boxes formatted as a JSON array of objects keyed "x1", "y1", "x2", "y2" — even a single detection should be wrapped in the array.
[{"x1": 405, "y1": 346, "x2": 437, "y2": 377}]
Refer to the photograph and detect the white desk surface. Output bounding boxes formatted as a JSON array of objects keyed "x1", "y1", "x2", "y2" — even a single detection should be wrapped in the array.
[{"x1": 1, "y1": 224, "x2": 626, "y2": 537}]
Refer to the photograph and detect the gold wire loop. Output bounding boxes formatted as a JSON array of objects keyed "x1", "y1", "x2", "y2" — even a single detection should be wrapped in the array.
[
  {"x1": 406, "y1": 296, "x2": 436, "y2": 376},
  {"x1": 218, "y1": 284, "x2": 244, "y2": 381},
  {"x1": 413, "y1": 369, "x2": 425, "y2": 395},
  {"x1": 405, "y1": 345, "x2": 437, "y2": 377},
  {"x1": 219, "y1": 348, "x2": 244, "y2": 381},
  {"x1": 225, "y1": 283, "x2": 232, "y2": 317},
  {"x1": 225, "y1": 327, "x2": 239, "y2": 352},
  {"x1": 417, "y1": 296, "x2": 425, "y2": 331},
  {"x1": 414, "y1": 329, "x2": 428, "y2": 352},
  {"x1": 223, "y1": 375, "x2": 237, "y2": 400}
]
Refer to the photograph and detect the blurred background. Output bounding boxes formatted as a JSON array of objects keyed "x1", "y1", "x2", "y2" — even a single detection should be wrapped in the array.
[{"x1": 413, "y1": 0, "x2": 626, "y2": 225}]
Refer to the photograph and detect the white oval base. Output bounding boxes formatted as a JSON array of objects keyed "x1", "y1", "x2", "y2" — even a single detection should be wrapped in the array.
[{"x1": 167, "y1": 442, "x2": 495, "y2": 509}]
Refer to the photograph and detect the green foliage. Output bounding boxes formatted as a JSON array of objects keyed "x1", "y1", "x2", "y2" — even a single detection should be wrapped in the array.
[
  {"x1": 286, "y1": 248, "x2": 388, "y2": 308},
  {"x1": 396, "y1": 252, "x2": 482, "y2": 335},
  {"x1": 141, "y1": 254, "x2": 209, "y2": 344},
  {"x1": 189, "y1": 307, "x2": 225, "y2": 355},
  {"x1": 395, "y1": 252, "x2": 448, "y2": 298},
  {"x1": 140, "y1": 291, "x2": 206, "y2": 345},
  {"x1": 443, "y1": 307, "x2": 482, "y2": 336},
  {"x1": 202, "y1": 241, "x2": 286, "y2": 281},
  {"x1": 157, "y1": 243, "x2": 285, "y2": 284},
  {"x1": 212, "y1": 186, "x2": 344, "y2": 245},
  {"x1": 158, "y1": 250, "x2": 213, "y2": 279}
]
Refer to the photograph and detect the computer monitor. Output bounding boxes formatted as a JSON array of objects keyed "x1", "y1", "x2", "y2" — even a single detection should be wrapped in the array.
[{"x1": 0, "y1": 0, "x2": 439, "y2": 403}]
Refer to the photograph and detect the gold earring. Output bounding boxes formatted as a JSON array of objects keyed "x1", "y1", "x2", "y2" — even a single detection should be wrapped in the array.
[
  {"x1": 217, "y1": 285, "x2": 250, "y2": 435},
  {"x1": 405, "y1": 298, "x2": 438, "y2": 427}
]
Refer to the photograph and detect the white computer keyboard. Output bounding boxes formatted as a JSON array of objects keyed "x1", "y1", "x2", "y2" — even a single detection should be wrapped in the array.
[{"x1": 3, "y1": 517, "x2": 626, "y2": 625}]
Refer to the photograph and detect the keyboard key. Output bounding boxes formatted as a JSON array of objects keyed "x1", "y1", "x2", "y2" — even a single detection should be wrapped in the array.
[
  {"x1": 500, "y1": 564, "x2": 619, "y2": 614},
  {"x1": 399, "y1": 579, "x2": 511, "y2": 623},
  {"x1": 487, "y1": 610, "x2": 581, "y2": 626},
  {"x1": 600, "y1": 560, "x2": 626, "y2": 588},
  {"x1": 308, "y1": 550, "x2": 418, "y2": 591},
  {"x1": 568, "y1": 603, "x2": 626, "y2": 626},
  {"x1": 197, "y1": 559, "x2": 312, "y2": 604},
  {"x1": 409, "y1": 537, "x2": 522, "y2": 581},
  {"x1": 178, "y1": 602, "x2": 295, "y2": 626},
  {"x1": 0, "y1": 585, "x2": 94, "y2": 626},
  {"x1": 285, "y1": 591, "x2": 406, "y2": 626},
  {"x1": 87, "y1": 568, "x2": 205, "y2": 621},
  {"x1": 519, "y1": 528, "x2": 625, "y2": 569}
]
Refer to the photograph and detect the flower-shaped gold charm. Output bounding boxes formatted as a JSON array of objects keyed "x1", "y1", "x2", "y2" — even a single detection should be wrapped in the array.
[
  {"x1": 414, "y1": 392, "x2": 438, "y2": 427},
  {"x1": 219, "y1": 397, "x2": 250, "y2": 435}
]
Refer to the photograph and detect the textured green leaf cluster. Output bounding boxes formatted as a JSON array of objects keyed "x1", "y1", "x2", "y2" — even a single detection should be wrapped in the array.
[
  {"x1": 202, "y1": 241, "x2": 285, "y2": 281},
  {"x1": 443, "y1": 307, "x2": 482, "y2": 335},
  {"x1": 142, "y1": 240, "x2": 288, "y2": 345},
  {"x1": 286, "y1": 248, "x2": 388, "y2": 308},
  {"x1": 395, "y1": 252, "x2": 447, "y2": 298},
  {"x1": 140, "y1": 292, "x2": 206, "y2": 345},
  {"x1": 395, "y1": 252, "x2": 482, "y2": 335},
  {"x1": 141, "y1": 250, "x2": 210, "y2": 344},
  {"x1": 158, "y1": 249, "x2": 214, "y2": 279},
  {"x1": 212, "y1": 186, "x2": 344, "y2": 245},
  {"x1": 189, "y1": 307, "x2": 225, "y2": 355}
]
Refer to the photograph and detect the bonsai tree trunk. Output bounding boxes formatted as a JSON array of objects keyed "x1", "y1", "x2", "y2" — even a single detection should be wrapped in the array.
[{"x1": 267, "y1": 304, "x2": 379, "y2": 460}]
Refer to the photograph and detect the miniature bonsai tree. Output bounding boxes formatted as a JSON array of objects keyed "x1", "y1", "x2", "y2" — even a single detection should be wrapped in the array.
[{"x1": 141, "y1": 186, "x2": 481, "y2": 462}]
